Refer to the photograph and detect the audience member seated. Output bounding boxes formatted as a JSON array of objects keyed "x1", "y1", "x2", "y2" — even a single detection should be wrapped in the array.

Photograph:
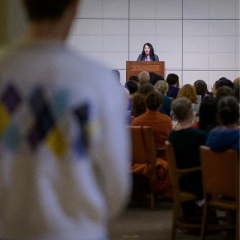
[
  {"x1": 212, "y1": 77, "x2": 235, "y2": 96},
  {"x1": 232, "y1": 77, "x2": 240, "y2": 103},
  {"x1": 125, "y1": 80, "x2": 139, "y2": 111},
  {"x1": 137, "y1": 83, "x2": 154, "y2": 96},
  {"x1": 168, "y1": 97, "x2": 207, "y2": 218},
  {"x1": 131, "y1": 93, "x2": 146, "y2": 118},
  {"x1": 138, "y1": 71, "x2": 150, "y2": 86},
  {"x1": 215, "y1": 85, "x2": 234, "y2": 103},
  {"x1": 129, "y1": 75, "x2": 139, "y2": 87},
  {"x1": 131, "y1": 91, "x2": 172, "y2": 191},
  {"x1": 122, "y1": 87, "x2": 132, "y2": 125},
  {"x1": 166, "y1": 73, "x2": 180, "y2": 99},
  {"x1": 233, "y1": 77, "x2": 240, "y2": 85},
  {"x1": 192, "y1": 95, "x2": 217, "y2": 133},
  {"x1": 149, "y1": 71, "x2": 164, "y2": 86},
  {"x1": 194, "y1": 79, "x2": 208, "y2": 102},
  {"x1": 205, "y1": 96, "x2": 239, "y2": 152},
  {"x1": 154, "y1": 80, "x2": 172, "y2": 116},
  {"x1": 177, "y1": 84, "x2": 200, "y2": 115}
]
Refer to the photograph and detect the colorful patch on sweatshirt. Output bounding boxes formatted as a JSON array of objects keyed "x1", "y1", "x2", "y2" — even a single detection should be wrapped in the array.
[
  {"x1": 74, "y1": 103, "x2": 90, "y2": 157},
  {"x1": 0, "y1": 83, "x2": 90, "y2": 159},
  {"x1": 28, "y1": 87, "x2": 68, "y2": 158},
  {"x1": 0, "y1": 84, "x2": 22, "y2": 151}
]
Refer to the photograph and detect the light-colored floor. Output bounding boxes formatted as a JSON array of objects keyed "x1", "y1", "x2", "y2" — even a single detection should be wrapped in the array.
[{"x1": 108, "y1": 196, "x2": 229, "y2": 240}]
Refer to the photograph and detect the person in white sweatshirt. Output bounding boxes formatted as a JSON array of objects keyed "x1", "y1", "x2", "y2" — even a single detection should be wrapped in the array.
[{"x1": 0, "y1": 0, "x2": 131, "y2": 239}]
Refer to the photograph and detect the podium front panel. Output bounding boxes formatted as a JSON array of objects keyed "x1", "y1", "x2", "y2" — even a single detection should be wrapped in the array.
[{"x1": 126, "y1": 61, "x2": 165, "y2": 82}]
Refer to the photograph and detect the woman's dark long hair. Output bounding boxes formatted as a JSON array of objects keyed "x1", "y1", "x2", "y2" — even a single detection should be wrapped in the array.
[
  {"x1": 140, "y1": 43, "x2": 156, "y2": 61},
  {"x1": 217, "y1": 96, "x2": 239, "y2": 126},
  {"x1": 198, "y1": 95, "x2": 217, "y2": 132}
]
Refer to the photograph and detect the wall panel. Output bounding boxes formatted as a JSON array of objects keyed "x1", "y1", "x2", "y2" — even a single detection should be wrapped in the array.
[{"x1": 2, "y1": 0, "x2": 239, "y2": 85}]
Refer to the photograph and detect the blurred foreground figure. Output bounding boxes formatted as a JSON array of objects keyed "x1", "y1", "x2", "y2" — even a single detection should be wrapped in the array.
[{"x1": 0, "y1": 0, "x2": 130, "y2": 239}]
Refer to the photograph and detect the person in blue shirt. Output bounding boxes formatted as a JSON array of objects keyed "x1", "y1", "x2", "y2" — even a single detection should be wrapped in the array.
[
  {"x1": 205, "y1": 96, "x2": 239, "y2": 152},
  {"x1": 166, "y1": 73, "x2": 180, "y2": 99}
]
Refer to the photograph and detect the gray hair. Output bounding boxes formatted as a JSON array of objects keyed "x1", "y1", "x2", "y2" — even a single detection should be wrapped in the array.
[{"x1": 138, "y1": 71, "x2": 150, "y2": 85}]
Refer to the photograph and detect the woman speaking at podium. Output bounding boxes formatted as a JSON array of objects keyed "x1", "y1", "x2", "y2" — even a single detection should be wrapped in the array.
[{"x1": 137, "y1": 43, "x2": 159, "y2": 61}]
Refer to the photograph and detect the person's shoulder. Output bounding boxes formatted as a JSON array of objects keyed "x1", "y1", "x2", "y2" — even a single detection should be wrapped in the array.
[
  {"x1": 64, "y1": 49, "x2": 114, "y2": 82},
  {"x1": 55, "y1": 46, "x2": 124, "y2": 98},
  {"x1": 158, "y1": 112, "x2": 171, "y2": 120},
  {"x1": 163, "y1": 95, "x2": 172, "y2": 103},
  {"x1": 168, "y1": 129, "x2": 177, "y2": 139},
  {"x1": 137, "y1": 54, "x2": 142, "y2": 61},
  {"x1": 169, "y1": 85, "x2": 178, "y2": 91},
  {"x1": 131, "y1": 114, "x2": 145, "y2": 124},
  {"x1": 191, "y1": 127, "x2": 208, "y2": 137},
  {"x1": 0, "y1": 41, "x2": 23, "y2": 63},
  {"x1": 131, "y1": 117, "x2": 140, "y2": 125},
  {"x1": 163, "y1": 95, "x2": 171, "y2": 99},
  {"x1": 210, "y1": 126, "x2": 240, "y2": 136},
  {"x1": 208, "y1": 126, "x2": 228, "y2": 134}
]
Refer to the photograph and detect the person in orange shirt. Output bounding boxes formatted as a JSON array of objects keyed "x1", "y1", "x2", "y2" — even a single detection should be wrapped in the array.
[
  {"x1": 131, "y1": 90, "x2": 172, "y2": 149},
  {"x1": 131, "y1": 91, "x2": 172, "y2": 192}
]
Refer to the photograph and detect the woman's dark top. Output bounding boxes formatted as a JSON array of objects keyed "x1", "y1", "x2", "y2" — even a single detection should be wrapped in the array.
[
  {"x1": 168, "y1": 127, "x2": 207, "y2": 199},
  {"x1": 137, "y1": 54, "x2": 159, "y2": 61},
  {"x1": 166, "y1": 85, "x2": 179, "y2": 99},
  {"x1": 159, "y1": 95, "x2": 171, "y2": 116}
]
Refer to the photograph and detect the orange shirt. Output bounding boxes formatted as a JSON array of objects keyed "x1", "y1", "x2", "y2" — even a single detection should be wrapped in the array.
[{"x1": 131, "y1": 110, "x2": 172, "y2": 148}]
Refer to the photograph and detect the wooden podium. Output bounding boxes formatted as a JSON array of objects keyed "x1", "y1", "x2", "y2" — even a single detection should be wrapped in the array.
[{"x1": 126, "y1": 61, "x2": 165, "y2": 81}]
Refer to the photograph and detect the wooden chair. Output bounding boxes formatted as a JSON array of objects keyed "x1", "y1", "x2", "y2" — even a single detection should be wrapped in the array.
[
  {"x1": 165, "y1": 140, "x2": 202, "y2": 240},
  {"x1": 199, "y1": 146, "x2": 239, "y2": 240},
  {"x1": 128, "y1": 126, "x2": 157, "y2": 210}
]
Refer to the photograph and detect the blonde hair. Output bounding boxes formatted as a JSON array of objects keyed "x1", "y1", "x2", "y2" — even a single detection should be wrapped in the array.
[
  {"x1": 233, "y1": 77, "x2": 240, "y2": 85},
  {"x1": 177, "y1": 84, "x2": 198, "y2": 104},
  {"x1": 154, "y1": 80, "x2": 168, "y2": 95}
]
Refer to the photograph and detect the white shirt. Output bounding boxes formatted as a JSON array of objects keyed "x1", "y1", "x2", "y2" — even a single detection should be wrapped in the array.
[{"x1": 0, "y1": 40, "x2": 131, "y2": 240}]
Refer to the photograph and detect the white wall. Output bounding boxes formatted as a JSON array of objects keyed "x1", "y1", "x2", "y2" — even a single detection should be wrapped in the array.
[
  {"x1": 68, "y1": 0, "x2": 240, "y2": 87},
  {"x1": 4, "y1": 0, "x2": 240, "y2": 87}
]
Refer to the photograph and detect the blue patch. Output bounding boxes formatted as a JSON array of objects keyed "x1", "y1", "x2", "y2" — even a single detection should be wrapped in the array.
[
  {"x1": 73, "y1": 137, "x2": 87, "y2": 157},
  {"x1": 2, "y1": 123, "x2": 20, "y2": 152},
  {"x1": 74, "y1": 103, "x2": 90, "y2": 150},
  {"x1": 50, "y1": 90, "x2": 69, "y2": 119}
]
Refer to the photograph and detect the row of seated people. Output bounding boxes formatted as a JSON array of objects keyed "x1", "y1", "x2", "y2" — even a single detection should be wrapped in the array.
[
  {"x1": 126, "y1": 72, "x2": 239, "y2": 120},
  {"x1": 124, "y1": 72, "x2": 239, "y2": 218}
]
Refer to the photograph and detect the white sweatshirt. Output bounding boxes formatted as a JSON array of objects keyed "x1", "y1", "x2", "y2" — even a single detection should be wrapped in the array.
[{"x1": 0, "y1": 40, "x2": 131, "y2": 240}]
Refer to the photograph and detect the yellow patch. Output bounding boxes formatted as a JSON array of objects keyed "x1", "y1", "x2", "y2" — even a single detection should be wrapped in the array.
[
  {"x1": 0, "y1": 103, "x2": 10, "y2": 136},
  {"x1": 45, "y1": 126, "x2": 67, "y2": 158}
]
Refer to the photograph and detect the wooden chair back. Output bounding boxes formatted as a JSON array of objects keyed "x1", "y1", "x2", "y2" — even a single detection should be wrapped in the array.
[
  {"x1": 199, "y1": 146, "x2": 239, "y2": 240},
  {"x1": 165, "y1": 141, "x2": 202, "y2": 240},
  {"x1": 128, "y1": 126, "x2": 157, "y2": 210},
  {"x1": 199, "y1": 146, "x2": 239, "y2": 199},
  {"x1": 128, "y1": 126, "x2": 156, "y2": 174},
  {"x1": 165, "y1": 140, "x2": 179, "y2": 196},
  {"x1": 165, "y1": 140, "x2": 202, "y2": 198}
]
